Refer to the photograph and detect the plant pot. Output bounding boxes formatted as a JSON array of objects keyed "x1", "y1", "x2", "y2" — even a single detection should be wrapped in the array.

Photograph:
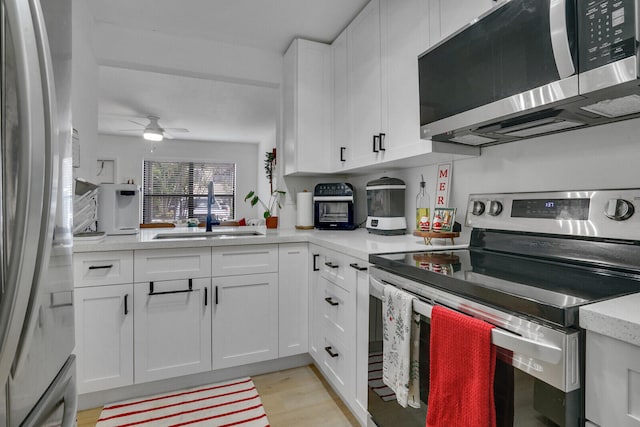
[{"x1": 265, "y1": 216, "x2": 279, "y2": 229}]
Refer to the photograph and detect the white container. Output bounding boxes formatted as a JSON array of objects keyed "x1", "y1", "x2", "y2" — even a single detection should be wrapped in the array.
[{"x1": 98, "y1": 184, "x2": 140, "y2": 235}]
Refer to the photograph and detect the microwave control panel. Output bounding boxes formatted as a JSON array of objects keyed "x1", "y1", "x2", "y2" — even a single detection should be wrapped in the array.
[{"x1": 578, "y1": 0, "x2": 636, "y2": 72}]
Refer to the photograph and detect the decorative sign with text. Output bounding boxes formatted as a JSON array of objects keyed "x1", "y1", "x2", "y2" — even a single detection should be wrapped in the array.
[{"x1": 434, "y1": 163, "x2": 452, "y2": 209}]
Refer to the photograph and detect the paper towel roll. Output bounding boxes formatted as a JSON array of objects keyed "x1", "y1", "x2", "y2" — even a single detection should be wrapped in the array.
[{"x1": 296, "y1": 191, "x2": 314, "y2": 228}]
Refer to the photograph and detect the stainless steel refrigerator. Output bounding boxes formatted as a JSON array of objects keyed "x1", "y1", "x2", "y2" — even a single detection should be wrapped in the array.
[{"x1": 1, "y1": 0, "x2": 76, "y2": 425}]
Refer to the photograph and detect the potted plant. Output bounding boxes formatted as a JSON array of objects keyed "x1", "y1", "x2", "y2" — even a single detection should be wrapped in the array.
[{"x1": 244, "y1": 189, "x2": 286, "y2": 228}]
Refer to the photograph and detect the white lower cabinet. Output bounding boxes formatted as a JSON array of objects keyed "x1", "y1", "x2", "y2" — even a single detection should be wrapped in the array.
[
  {"x1": 586, "y1": 330, "x2": 640, "y2": 427},
  {"x1": 133, "y1": 278, "x2": 211, "y2": 383},
  {"x1": 212, "y1": 273, "x2": 279, "y2": 369},
  {"x1": 308, "y1": 245, "x2": 369, "y2": 425},
  {"x1": 74, "y1": 284, "x2": 133, "y2": 394},
  {"x1": 279, "y1": 243, "x2": 309, "y2": 357}
]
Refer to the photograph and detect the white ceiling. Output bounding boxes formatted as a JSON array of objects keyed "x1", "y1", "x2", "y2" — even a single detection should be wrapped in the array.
[{"x1": 89, "y1": 0, "x2": 369, "y2": 144}]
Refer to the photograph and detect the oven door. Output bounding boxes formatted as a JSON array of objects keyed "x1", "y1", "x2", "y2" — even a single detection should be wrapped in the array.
[
  {"x1": 368, "y1": 270, "x2": 583, "y2": 427},
  {"x1": 314, "y1": 197, "x2": 354, "y2": 229}
]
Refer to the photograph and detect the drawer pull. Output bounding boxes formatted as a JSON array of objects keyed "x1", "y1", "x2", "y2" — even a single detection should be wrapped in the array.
[
  {"x1": 324, "y1": 297, "x2": 339, "y2": 306},
  {"x1": 324, "y1": 262, "x2": 339, "y2": 269},
  {"x1": 215, "y1": 285, "x2": 219, "y2": 305},
  {"x1": 88, "y1": 264, "x2": 113, "y2": 270},
  {"x1": 324, "y1": 346, "x2": 339, "y2": 358},
  {"x1": 349, "y1": 263, "x2": 368, "y2": 271},
  {"x1": 204, "y1": 287, "x2": 208, "y2": 307},
  {"x1": 149, "y1": 279, "x2": 193, "y2": 296},
  {"x1": 124, "y1": 294, "x2": 129, "y2": 315},
  {"x1": 313, "y1": 254, "x2": 320, "y2": 271}
]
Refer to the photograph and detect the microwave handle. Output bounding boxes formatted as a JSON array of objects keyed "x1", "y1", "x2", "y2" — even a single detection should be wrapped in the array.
[
  {"x1": 549, "y1": 0, "x2": 575, "y2": 78},
  {"x1": 369, "y1": 275, "x2": 563, "y2": 364}
]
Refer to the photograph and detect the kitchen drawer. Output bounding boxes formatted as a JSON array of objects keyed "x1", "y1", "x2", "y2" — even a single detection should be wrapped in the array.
[
  {"x1": 74, "y1": 251, "x2": 134, "y2": 287},
  {"x1": 320, "y1": 276, "x2": 354, "y2": 343},
  {"x1": 134, "y1": 247, "x2": 212, "y2": 282},
  {"x1": 321, "y1": 335, "x2": 352, "y2": 400},
  {"x1": 212, "y1": 244, "x2": 278, "y2": 277},
  {"x1": 319, "y1": 251, "x2": 350, "y2": 291}
]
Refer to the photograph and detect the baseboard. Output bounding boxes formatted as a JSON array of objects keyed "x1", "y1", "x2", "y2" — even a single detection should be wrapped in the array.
[{"x1": 78, "y1": 353, "x2": 312, "y2": 411}]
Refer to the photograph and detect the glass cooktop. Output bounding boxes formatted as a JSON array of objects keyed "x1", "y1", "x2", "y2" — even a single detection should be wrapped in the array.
[{"x1": 369, "y1": 248, "x2": 640, "y2": 327}]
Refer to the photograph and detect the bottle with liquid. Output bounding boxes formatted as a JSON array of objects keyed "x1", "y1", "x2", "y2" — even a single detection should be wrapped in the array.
[{"x1": 416, "y1": 174, "x2": 430, "y2": 231}]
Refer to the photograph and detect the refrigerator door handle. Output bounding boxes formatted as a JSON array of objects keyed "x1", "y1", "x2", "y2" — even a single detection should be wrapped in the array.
[
  {"x1": 20, "y1": 355, "x2": 77, "y2": 427},
  {"x1": 10, "y1": 0, "x2": 61, "y2": 378},
  {"x1": 0, "y1": 0, "x2": 50, "y2": 385}
]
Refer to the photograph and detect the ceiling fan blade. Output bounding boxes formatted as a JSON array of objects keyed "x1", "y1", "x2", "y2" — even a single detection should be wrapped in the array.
[
  {"x1": 127, "y1": 119, "x2": 147, "y2": 127},
  {"x1": 117, "y1": 129, "x2": 143, "y2": 132},
  {"x1": 165, "y1": 128, "x2": 189, "y2": 133}
]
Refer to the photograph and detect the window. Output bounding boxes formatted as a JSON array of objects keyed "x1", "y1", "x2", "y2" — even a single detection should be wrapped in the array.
[{"x1": 142, "y1": 160, "x2": 236, "y2": 223}]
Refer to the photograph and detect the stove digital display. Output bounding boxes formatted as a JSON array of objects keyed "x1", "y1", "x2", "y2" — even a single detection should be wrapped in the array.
[{"x1": 511, "y1": 198, "x2": 590, "y2": 219}]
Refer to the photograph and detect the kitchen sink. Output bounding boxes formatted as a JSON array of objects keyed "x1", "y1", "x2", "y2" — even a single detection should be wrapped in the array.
[{"x1": 153, "y1": 230, "x2": 265, "y2": 240}]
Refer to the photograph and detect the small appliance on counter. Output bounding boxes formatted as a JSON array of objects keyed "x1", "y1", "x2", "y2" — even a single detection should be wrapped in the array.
[
  {"x1": 313, "y1": 182, "x2": 356, "y2": 230},
  {"x1": 366, "y1": 177, "x2": 406, "y2": 235},
  {"x1": 98, "y1": 183, "x2": 140, "y2": 235}
]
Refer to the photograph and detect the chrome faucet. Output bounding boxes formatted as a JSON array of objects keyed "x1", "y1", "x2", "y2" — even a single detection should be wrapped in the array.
[{"x1": 206, "y1": 181, "x2": 216, "y2": 232}]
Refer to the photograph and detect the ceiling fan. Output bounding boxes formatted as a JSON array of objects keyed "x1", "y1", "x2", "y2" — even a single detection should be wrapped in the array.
[{"x1": 118, "y1": 116, "x2": 189, "y2": 141}]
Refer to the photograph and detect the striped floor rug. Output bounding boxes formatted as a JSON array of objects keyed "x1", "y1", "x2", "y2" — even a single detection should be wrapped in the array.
[
  {"x1": 96, "y1": 377, "x2": 270, "y2": 427},
  {"x1": 368, "y1": 353, "x2": 396, "y2": 402}
]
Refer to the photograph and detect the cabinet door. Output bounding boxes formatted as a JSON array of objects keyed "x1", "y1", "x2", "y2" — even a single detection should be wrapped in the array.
[
  {"x1": 332, "y1": 29, "x2": 350, "y2": 170},
  {"x1": 283, "y1": 39, "x2": 333, "y2": 175},
  {"x1": 74, "y1": 284, "x2": 133, "y2": 394},
  {"x1": 308, "y1": 248, "x2": 324, "y2": 363},
  {"x1": 212, "y1": 273, "x2": 278, "y2": 369},
  {"x1": 134, "y1": 278, "x2": 211, "y2": 383},
  {"x1": 279, "y1": 244, "x2": 309, "y2": 357},
  {"x1": 348, "y1": 0, "x2": 383, "y2": 165},
  {"x1": 381, "y1": 0, "x2": 429, "y2": 154}
]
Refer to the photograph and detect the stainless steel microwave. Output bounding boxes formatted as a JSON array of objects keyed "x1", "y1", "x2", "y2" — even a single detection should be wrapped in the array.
[{"x1": 419, "y1": 0, "x2": 640, "y2": 146}]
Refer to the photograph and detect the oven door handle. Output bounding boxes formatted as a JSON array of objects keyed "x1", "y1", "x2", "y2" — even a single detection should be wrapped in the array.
[{"x1": 369, "y1": 276, "x2": 563, "y2": 365}]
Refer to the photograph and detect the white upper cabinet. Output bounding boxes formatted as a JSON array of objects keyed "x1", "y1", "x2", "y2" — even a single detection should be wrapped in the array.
[
  {"x1": 283, "y1": 39, "x2": 333, "y2": 176},
  {"x1": 347, "y1": 0, "x2": 384, "y2": 167},
  {"x1": 332, "y1": 29, "x2": 350, "y2": 171}
]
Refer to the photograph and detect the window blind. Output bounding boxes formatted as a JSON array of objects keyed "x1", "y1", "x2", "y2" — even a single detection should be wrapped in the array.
[{"x1": 142, "y1": 160, "x2": 236, "y2": 223}]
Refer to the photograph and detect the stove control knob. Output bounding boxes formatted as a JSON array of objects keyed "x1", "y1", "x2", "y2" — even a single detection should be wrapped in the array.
[
  {"x1": 471, "y1": 200, "x2": 486, "y2": 216},
  {"x1": 604, "y1": 199, "x2": 634, "y2": 221},
  {"x1": 487, "y1": 200, "x2": 503, "y2": 216}
]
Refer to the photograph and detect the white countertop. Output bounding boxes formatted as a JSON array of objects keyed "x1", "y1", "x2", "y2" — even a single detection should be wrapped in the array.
[
  {"x1": 73, "y1": 226, "x2": 468, "y2": 260},
  {"x1": 580, "y1": 293, "x2": 640, "y2": 347}
]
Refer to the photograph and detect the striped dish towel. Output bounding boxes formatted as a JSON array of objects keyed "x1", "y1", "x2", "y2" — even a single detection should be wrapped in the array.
[
  {"x1": 96, "y1": 377, "x2": 270, "y2": 427},
  {"x1": 368, "y1": 353, "x2": 396, "y2": 402}
]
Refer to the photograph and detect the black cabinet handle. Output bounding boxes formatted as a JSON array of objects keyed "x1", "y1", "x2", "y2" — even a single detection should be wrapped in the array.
[
  {"x1": 372, "y1": 134, "x2": 379, "y2": 153},
  {"x1": 324, "y1": 261, "x2": 339, "y2": 269},
  {"x1": 204, "y1": 287, "x2": 208, "y2": 306},
  {"x1": 215, "y1": 285, "x2": 219, "y2": 305},
  {"x1": 149, "y1": 279, "x2": 193, "y2": 296},
  {"x1": 324, "y1": 297, "x2": 339, "y2": 306},
  {"x1": 313, "y1": 254, "x2": 320, "y2": 271},
  {"x1": 124, "y1": 294, "x2": 129, "y2": 315},
  {"x1": 88, "y1": 264, "x2": 113, "y2": 270},
  {"x1": 349, "y1": 263, "x2": 368, "y2": 271},
  {"x1": 324, "y1": 346, "x2": 339, "y2": 358},
  {"x1": 379, "y1": 133, "x2": 386, "y2": 151},
  {"x1": 340, "y1": 146, "x2": 346, "y2": 162}
]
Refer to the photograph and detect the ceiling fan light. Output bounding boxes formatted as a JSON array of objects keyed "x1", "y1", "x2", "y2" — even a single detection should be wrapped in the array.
[{"x1": 143, "y1": 128, "x2": 163, "y2": 141}]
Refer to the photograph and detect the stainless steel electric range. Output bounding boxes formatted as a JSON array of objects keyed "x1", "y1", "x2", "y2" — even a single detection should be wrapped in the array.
[{"x1": 368, "y1": 189, "x2": 640, "y2": 427}]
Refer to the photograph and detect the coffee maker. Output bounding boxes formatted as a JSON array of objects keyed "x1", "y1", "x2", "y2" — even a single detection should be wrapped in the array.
[
  {"x1": 366, "y1": 177, "x2": 406, "y2": 235},
  {"x1": 98, "y1": 183, "x2": 140, "y2": 235}
]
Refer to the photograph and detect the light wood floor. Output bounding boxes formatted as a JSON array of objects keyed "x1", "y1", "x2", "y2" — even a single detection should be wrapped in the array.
[{"x1": 76, "y1": 365, "x2": 360, "y2": 426}]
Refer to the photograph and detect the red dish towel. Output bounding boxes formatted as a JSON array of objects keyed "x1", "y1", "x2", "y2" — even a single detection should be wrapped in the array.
[{"x1": 426, "y1": 305, "x2": 496, "y2": 427}]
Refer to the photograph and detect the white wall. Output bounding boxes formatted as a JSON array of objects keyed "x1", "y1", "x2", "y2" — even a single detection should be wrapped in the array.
[
  {"x1": 278, "y1": 117, "x2": 640, "y2": 236},
  {"x1": 72, "y1": 0, "x2": 99, "y2": 183},
  {"x1": 95, "y1": 134, "x2": 259, "y2": 221}
]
